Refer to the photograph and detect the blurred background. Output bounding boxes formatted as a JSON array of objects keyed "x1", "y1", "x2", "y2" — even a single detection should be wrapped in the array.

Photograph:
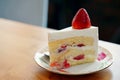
[
  {"x1": 0, "y1": 0, "x2": 119, "y2": 44},
  {"x1": 48, "y1": 0, "x2": 120, "y2": 44}
]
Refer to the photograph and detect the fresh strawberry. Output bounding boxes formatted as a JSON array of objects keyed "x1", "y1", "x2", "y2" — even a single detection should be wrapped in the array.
[
  {"x1": 61, "y1": 45, "x2": 67, "y2": 48},
  {"x1": 77, "y1": 43, "x2": 85, "y2": 47},
  {"x1": 63, "y1": 59, "x2": 70, "y2": 68},
  {"x1": 58, "y1": 44, "x2": 67, "y2": 53},
  {"x1": 73, "y1": 54, "x2": 84, "y2": 60},
  {"x1": 50, "y1": 62, "x2": 60, "y2": 67},
  {"x1": 72, "y1": 8, "x2": 91, "y2": 29}
]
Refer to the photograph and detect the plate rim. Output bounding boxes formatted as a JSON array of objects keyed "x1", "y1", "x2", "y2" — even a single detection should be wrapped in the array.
[{"x1": 34, "y1": 46, "x2": 113, "y2": 75}]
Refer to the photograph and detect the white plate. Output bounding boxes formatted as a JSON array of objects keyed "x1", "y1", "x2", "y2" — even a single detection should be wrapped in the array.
[{"x1": 34, "y1": 46, "x2": 113, "y2": 75}]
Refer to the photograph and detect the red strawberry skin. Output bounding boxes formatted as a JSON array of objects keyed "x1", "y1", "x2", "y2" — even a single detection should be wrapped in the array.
[
  {"x1": 72, "y1": 8, "x2": 91, "y2": 29},
  {"x1": 73, "y1": 54, "x2": 84, "y2": 60}
]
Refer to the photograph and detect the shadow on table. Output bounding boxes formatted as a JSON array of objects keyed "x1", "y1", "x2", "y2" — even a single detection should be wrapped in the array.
[{"x1": 49, "y1": 69, "x2": 112, "y2": 80}]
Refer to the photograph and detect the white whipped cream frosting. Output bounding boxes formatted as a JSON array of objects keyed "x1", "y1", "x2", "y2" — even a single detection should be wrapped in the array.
[{"x1": 48, "y1": 26, "x2": 98, "y2": 42}]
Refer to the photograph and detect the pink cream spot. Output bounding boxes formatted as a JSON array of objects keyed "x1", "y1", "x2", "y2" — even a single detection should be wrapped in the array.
[{"x1": 97, "y1": 52, "x2": 107, "y2": 61}]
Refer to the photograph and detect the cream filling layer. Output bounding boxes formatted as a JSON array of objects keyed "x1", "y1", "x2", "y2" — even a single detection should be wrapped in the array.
[{"x1": 63, "y1": 46, "x2": 97, "y2": 63}]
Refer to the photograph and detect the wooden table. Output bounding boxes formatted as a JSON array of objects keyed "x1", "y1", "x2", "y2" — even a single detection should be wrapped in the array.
[{"x1": 0, "y1": 18, "x2": 120, "y2": 80}]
